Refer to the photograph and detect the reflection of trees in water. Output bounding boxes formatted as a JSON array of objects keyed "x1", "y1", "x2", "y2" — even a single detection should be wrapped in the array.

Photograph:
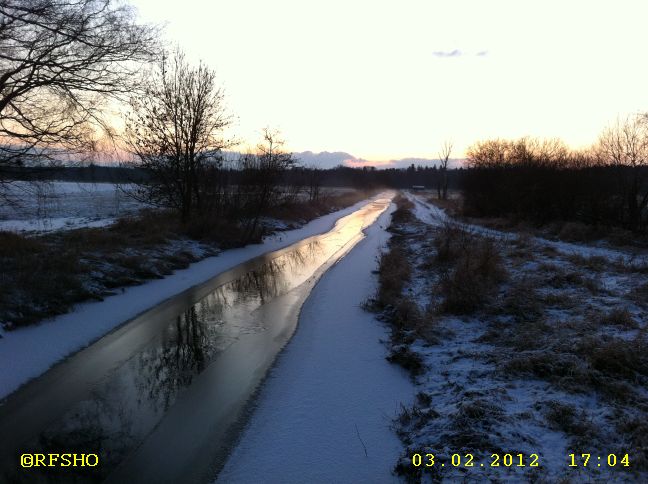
[
  {"x1": 133, "y1": 240, "x2": 324, "y2": 412},
  {"x1": 230, "y1": 240, "x2": 322, "y2": 303},
  {"x1": 135, "y1": 305, "x2": 221, "y2": 414},
  {"x1": 8, "y1": 239, "x2": 329, "y2": 483},
  {"x1": 26, "y1": 379, "x2": 137, "y2": 482},
  {"x1": 22, "y1": 299, "x2": 231, "y2": 482},
  {"x1": 231, "y1": 257, "x2": 284, "y2": 303}
]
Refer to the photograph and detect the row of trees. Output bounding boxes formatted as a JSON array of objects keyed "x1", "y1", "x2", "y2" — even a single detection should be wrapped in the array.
[
  {"x1": 0, "y1": 0, "x2": 301, "y2": 233},
  {"x1": 0, "y1": 0, "x2": 158, "y2": 206},
  {"x1": 0, "y1": 0, "x2": 157, "y2": 165},
  {"x1": 462, "y1": 115, "x2": 648, "y2": 232},
  {"x1": 123, "y1": 48, "x2": 301, "y2": 238},
  {"x1": 3, "y1": 0, "x2": 646, "y2": 235}
]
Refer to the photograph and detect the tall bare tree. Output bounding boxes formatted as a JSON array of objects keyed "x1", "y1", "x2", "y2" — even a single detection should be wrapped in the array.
[
  {"x1": 239, "y1": 129, "x2": 297, "y2": 240},
  {"x1": 438, "y1": 140, "x2": 453, "y2": 200},
  {"x1": 125, "y1": 49, "x2": 232, "y2": 222},
  {"x1": 0, "y1": 0, "x2": 158, "y2": 167},
  {"x1": 597, "y1": 114, "x2": 648, "y2": 230}
]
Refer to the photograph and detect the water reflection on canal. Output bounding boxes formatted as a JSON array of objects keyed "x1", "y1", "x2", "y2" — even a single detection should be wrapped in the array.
[{"x1": 0, "y1": 194, "x2": 393, "y2": 483}]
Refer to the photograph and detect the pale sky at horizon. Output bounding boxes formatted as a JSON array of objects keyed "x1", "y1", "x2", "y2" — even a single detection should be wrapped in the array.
[{"x1": 130, "y1": 0, "x2": 648, "y2": 163}]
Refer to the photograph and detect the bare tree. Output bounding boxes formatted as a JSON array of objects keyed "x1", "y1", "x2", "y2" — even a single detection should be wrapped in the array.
[
  {"x1": 438, "y1": 140, "x2": 453, "y2": 200},
  {"x1": 0, "y1": 0, "x2": 158, "y2": 167},
  {"x1": 306, "y1": 165, "x2": 322, "y2": 203},
  {"x1": 125, "y1": 49, "x2": 232, "y2": 222},
  {"x1": 597, "y1": 114, "x2": 648, "y2": 230},
  {"x1": 239, "y1": 129, "x2": 297, "y2": 240}
]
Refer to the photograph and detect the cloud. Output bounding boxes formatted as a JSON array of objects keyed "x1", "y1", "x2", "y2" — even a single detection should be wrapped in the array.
[
  {"x1": 293, "y1": 151, "x2": 356, "y2": 169},
  {"x1": 344, "y1": 157, "x2": 393, "y2": 168},
  {"x1": 432, "y1": 49, "x2": 489, "y2": 58},
  {"x1": 432, "y1": 49, "x2": 462, "y2": 57}
]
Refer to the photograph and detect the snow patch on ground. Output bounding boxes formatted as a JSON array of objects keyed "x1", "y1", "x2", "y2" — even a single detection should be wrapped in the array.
[
  {"x1": 217, "y1": 200, "x2": 414, "y2": 484},
  {"x1": 0, "y1": 216, "x2": 117, "y2": 233},
  {"x1": 0, "y1": 181, "x2": 145, "y2": 233}
]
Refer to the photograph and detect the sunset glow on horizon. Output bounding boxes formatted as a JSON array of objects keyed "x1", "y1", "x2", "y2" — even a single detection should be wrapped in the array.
[{"x1": 131, "y1": 0, "x2": 648, "y2": 165}]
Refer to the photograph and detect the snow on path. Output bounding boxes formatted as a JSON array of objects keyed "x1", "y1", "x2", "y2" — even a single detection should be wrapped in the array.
[
  {"x1": 0, "y1": 195, "x2": 386, "y2": 400},
  {"x1": 404, "y1": 191, "x2": 648, "y2": 265},
  {"x1": 217, "y1": 202, "x2": 413, "y2": 484},
  {"x1": 404, "y1": 191, "x2": 449, "y2": 227}
]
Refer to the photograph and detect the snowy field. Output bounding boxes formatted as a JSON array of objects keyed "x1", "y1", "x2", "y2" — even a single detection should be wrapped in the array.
[
  {"x1": 0, "y1": 181, "x2": 145, "y2": 233},
  {"x1": 0, "y1": 181, "x2": 357, "y2": 234},
  {"x1": 217, "y1": 197, "x2": 413, "y2": 484}
]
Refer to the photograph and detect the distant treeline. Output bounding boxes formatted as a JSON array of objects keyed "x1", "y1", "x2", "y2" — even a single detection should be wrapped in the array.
[
  {"x1": 462, "y1": 134, "x2": 648, "y2": 233},
  {"x1": 3, "y1": 163, "x2": 462, "y2": 190},
  {"x1": 286, "y1": 165, "x2": 462, "y2": 190},
  {"x1": 0, "y1": 165, "x2": 150, "y2": 183}
]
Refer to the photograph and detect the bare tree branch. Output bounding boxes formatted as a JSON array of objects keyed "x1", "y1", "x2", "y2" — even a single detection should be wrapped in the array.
[
  {"x1": 124, "y1": 49, "x2": 233, "y2": 222},
  {"x1": 0, "y1": 0, "x2": 159, "y2": 167}
]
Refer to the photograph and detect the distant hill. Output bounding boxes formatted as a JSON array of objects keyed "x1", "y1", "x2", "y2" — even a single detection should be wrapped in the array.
[
  {"x1": 292, "y1": 151, "x2": 463, "y2": 170},
  {"x1": 291, "y1": 151, "x2": 356, "y2": 169}
]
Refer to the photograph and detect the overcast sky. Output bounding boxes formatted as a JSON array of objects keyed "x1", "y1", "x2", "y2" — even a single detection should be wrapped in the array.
[{"x1": 130, "y1": 0, "x2": 648, "y2": 163}]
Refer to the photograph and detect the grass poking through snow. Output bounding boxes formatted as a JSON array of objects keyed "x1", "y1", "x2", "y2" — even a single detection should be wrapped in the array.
[{"x1": 367, "y1": 190, "x2": 648, "y2": 482}]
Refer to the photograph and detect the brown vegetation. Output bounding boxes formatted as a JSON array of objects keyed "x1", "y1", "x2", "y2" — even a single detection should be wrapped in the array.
[
  {"x1": 434, "y1": 224, "x2": 507, "y2": 314},
  {"x1": 1, "y1": 190, "x2": 370, "y2": 328}
]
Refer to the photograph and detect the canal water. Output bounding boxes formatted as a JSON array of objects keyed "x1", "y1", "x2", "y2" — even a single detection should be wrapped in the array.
[{"x1": 0, "y1": 194, "x2": 393, "y2": 483}]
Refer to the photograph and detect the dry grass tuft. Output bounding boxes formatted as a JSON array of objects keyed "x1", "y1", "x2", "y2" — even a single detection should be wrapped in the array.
[
  {"x1": 616, "y1": 417, "x2": 648, "y2": 470},
  {"x1": 597, "y1": 308, "x2": 638, "y2": 329},
  {"x1": 544, "y1": 401, "x2": 593, "y2": 437},
  {"x1": 434, "y1": 225, "x2": 507, "y2": 314},
  {"x1": 375, "y1": 247, "x2": 412, "y2": 308},
  {"x1": 566, "y1": 253, "x2": 608, "y2": 272},
  {"x1": 499, "y1": 280, "x2": 544, "y2": 322}
]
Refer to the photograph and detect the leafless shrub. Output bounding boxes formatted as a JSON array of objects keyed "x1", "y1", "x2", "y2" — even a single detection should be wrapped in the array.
[
  {"x1": 433, "y1": 223, "x2": 471, "y2": 265},
  {"x1": 435, "y1": 227, "x2": 507, "y2": 314}
]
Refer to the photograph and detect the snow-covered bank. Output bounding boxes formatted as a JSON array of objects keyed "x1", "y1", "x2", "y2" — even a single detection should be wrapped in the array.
[
  {"x1": 217, "y1": 201, "x2": 414, "y2": 483},
  {"x1": 0, "y1": 195, "x2": 384, "y2": 400}
]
